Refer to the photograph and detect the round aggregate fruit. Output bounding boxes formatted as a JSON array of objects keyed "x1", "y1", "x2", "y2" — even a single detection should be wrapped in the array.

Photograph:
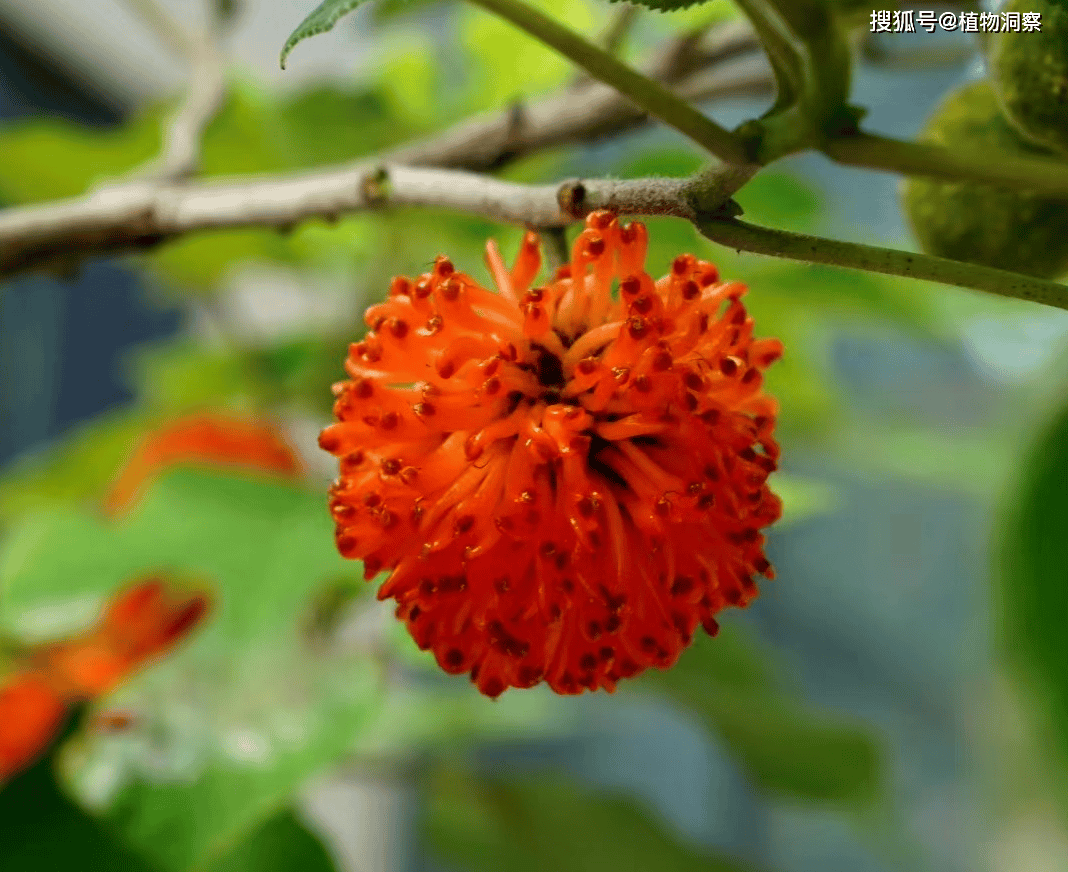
[
  {"x1": 901, "y1": 81, "x2": 1068, "y2": 279},
  {"x1": 991, "y1": 0, "x2": 1068, "y2": 155}
]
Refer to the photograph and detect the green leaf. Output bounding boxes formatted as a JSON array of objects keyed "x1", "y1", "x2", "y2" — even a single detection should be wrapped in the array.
[
  {"x1": 734, "y1": 171, "x2": 822, "y2": 232},
  {"x1": 370, "y1": 0, "x2": 445, "y2": 22},
  {"x1": 773, "y1": 473, "x2": 840, "y2": 527},
  {"x1": 644, "y1": 627, "x2": 881, "y2": 804},
  {"x1": 281, "y1": 1, "x2": 370, "y2": 69},
  {"x1": 0, "y1": 109, "x2": 166, "y2": 204},
  {"x1": 208, "y1": 809, "x2": 338, "y2": 872},
  {"x1": 755, "y1": 264, "x2": 939, "y2": 332},
  {"x1": 0, "y1": 470, "x2": 350, "y2": 639},
  {"x1": 424, "y1": 770, "x2": 758, "y2": 872},
  {"x1": 0, "y1": 410, "x2": 149, "y2": 525},
  {"x1": 0, "y1": 327, "x2": 328, "y2": 524},
  {"x1": 457, "y1": 0, "x2": 601, "y2": 116},
  {"x1": 127, "y1": 341, "x2": 267, "y2": 413},
  {"x1": 106, "y1": 691, "x2": 365, "y2": 872},
  {"x1": 0, "y1": 469, "x2": 381, "y2": 871},
  {"x1": 354, "y1": 680, "x2": 576, "y2": 759},
  {"x1": 829, "y1": 420, "x2": 1015, "y2": 498},
  {"x1": 0, "y1": 714, "x2": 156, "y2": 872},
  {"x1": 998, "y1": 398, "x2": 1068, "y2": 819}
]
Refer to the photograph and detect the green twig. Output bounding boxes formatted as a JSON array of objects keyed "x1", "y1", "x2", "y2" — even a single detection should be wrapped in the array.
[
  {"x1": 464, "y1": 0, "x2": 749, "y2": 165},
  {"x1": 824, "y1": 133, "x2": 1068, "y2": 197},
  {"x1": 698, "y1": 218, "x2": 1068, "y2": 312},
  {"x1": 597, "y1": 1, "x2": 638, "y2": 57},
  {"x1": 764, "y1": 0, "x2": 851, "y2": 108},
  {"x1": 731, "y1": 0, "x2": 803, "y2": 109},
  {"x1": 729, "y1": 0, "x2": 853, "y2": 162}
]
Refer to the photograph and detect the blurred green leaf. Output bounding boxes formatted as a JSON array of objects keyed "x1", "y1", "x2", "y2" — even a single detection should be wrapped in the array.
[
  {"x1": 0, "y1": 468, "x2": 353, "y2": 643},
  {"x1": 129, "y1": 343, "x2": 263, "y2": 413},
  {"x1": 644, "y1": 627, "x2": 881, "y2": 803},
  {"x1": 747, "y1": 263, "x2": 939, "y2": 333},
  {"x1": 129, "y1": 335, "x2": 352, "y2": 416},
  {"x1": 735, "y1": 171, "x2": 823, "y2": 232},
  {"x1": 0, "y1": 714, "x2": 156, "y2": 872},
  {"x1": 199, "y1": 83, "x2": 409, "y2": 176},
  {"x1": 208, "y1": 809, "x2": 338, "y2": 872},
  {"x1": 773, "y1": 473, "x2": 841, "y2": 526},
  {"x1": 609, "y1": 147, "x2": 706, "y2": 182},
  {"x1": 0, "y1": 110, "x2": 165, "y2": 204},
  {"x1": 149, "y1": 230, "x2": 303, "y2": 291},
  {"x1": 371, "y1": 0, "x2": 446, "y2": 22},
  {"x1": 108, "y1": 705, "x2": 363, "y2": 872},
  {"x1": 457, "y1": 0, "x2": 599, "y2": 115},
  {"x1": 829, "y1": 420, "x2": 1015, "y2": 498},
  {"x1": 355, "y1": 680, "x2": 575, "y2": 759},
  {"x1": 0, "y1": 470, "x2": 380, "y2": 871},
  {"x1": 0, "y1": 411, "x2": 148, "y2": 525},
  {"x1": 998, "y1": 395, "x2": 1068, "y2": 819},
  {"x1": 424, "y1": 770, "x2": 758, "y2": 872},
  {"x1": 375, "y1": 29, "x2": 442, "y2": 125},
  {"x1": 282, "y1": 1, "x2": 369, "y2": 68}
]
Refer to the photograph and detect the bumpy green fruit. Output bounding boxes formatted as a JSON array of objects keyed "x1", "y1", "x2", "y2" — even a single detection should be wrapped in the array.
[
  {"x1": 902, "y1": 81, "x2": 1068, "y2": 279},
  {"x1": 991, "y1": 0, "x2": 1068, "y2": 155}
]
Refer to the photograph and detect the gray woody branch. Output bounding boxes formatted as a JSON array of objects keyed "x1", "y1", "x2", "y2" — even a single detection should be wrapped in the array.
[
  {"x1": 123, "y1": 0, "x2": 227, "y2": 180},
  {"x1": 0, "y1": 163, "x2": 750, "y2": 278},
  {"x1": 0, "y1": 32, "x2": 771, "y2": 279},
  {"x1": 300, "y1": 166, "x2": 1068, "y2": 314}
]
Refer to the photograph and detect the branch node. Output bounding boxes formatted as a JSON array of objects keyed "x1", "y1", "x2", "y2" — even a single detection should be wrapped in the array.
[
  {"x1": 557, "y1": 180, "x2": 587, "y2": 218},
  {"x1": 362, "y1": 168, "x2": 391, "y2": 206},
  {"x1": 709, "y1": 199, "x2": 744, "y2": 220}
]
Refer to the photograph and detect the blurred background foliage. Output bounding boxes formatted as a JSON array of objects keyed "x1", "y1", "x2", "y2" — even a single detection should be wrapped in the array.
[{"x1": 1, "y1": 1, "x2": 1068, "y2": 871}]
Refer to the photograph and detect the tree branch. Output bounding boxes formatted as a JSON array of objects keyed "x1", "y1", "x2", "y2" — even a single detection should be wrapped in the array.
[
  {"x1": 367, "y1": 171, "x2": 1068, "y2": 315},
  {"x1": 824, "y1": 132, "x2": 1068, "y2": 197},
  {"x1": 0, "y1": 42, "x2": 772, "y2": 279},
  {"x1": 465, "y1": 0, "x2": 750, "y2": 164},
  {"x1": 698, "y1": 218, "x2": 1068, "y2": 312},
  {"x1": 4, "y1": 142, "x2": 1064, "y2": 315},
  {"x1": 142, "y1": 41, "x2": 227, "y2": 181},
  {"x1": 124, "y1": 0, "x2": 201, "y2": 59},
  {"x1": 406, "y1": 52, "x2": 769, "y2": 173},
  {"x1": 567, "y1": 1, "x2": 640, "y2": 88},
  {"x1": 0, "y1": 165, "x2": 750, "y2": 277},
  {"x1": 369, "y1": 166, "x2": 569, "y2": 226},
  {"x1": 123, "y1": 0, "x2": 227, "y2": 180},
  {"x1": 598, "y1": 1, "x2": 639, "y2": 57}
]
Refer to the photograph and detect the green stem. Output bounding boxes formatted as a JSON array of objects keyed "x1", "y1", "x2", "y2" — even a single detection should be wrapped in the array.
[
  {"x1": 465, "y1": 0, "x2": 749, "y2": 165},
  {"x1": 731, "y1": 0, "x2": 803, "y2": 109},
  {"x1": 698, "y1": 218, "x2": 1068, "y2": 312},
  {"x1": 824, "y1": 133, "x2": 1068, "y2": 197},
  {"x1": 597, "y1": 1, "x2": 638, "y2": 56},
  {"x1": 729, "y1": 0, "x2": 853, "y2": 162}
]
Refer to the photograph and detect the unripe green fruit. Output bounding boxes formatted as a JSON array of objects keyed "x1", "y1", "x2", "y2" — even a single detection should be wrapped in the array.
[
  {"x1": 991, "y1": 0, "x2": 1068, "y2": 155},
  {"x1": 901, "y1": 81, "x2": 1068, "y2": 279}
]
